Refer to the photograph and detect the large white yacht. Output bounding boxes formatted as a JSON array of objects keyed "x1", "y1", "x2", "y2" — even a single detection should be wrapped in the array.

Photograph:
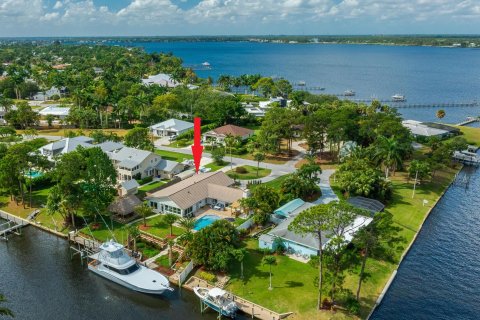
[
  {"x1": 392, "y1": 94, "x2": 406, "y2": 102},
  {"x1": 88, "y1": 240, "x2": 173, "y2": 295}
]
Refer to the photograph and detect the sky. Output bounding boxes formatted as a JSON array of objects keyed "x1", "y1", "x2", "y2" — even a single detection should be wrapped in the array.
[{"x1": 0, "y1": 0, "x2": 479, "y2": 37}]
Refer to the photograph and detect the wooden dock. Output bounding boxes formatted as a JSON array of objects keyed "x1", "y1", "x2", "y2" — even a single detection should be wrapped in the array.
[
  {"x1": 0, "y1": 210, "x2": 30, "y2": 240},
  {"x1": 456, "y1": 117, "x2": 479, "y2": 126},
  {"x1": 184, "y1": 276, "x2": 293, "y2": 320},
  {"x1": 344, "y1": 99, "x2": 480, "y2": 108}
]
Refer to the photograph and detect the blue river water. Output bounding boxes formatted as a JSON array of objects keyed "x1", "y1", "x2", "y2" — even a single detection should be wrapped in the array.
[
  {"x1": 126, "y1": 41, "x2": 480, "y2": 124},
  {"x1": 371, "y1": 166, "x2": 480, "y2": 320}
]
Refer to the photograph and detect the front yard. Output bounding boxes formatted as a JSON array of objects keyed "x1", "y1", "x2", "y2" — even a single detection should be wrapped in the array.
[{"x1": 226, "y1": 165, "x2": 271, "y2": 180}]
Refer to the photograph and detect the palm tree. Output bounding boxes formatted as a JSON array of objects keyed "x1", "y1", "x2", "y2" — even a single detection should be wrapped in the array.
[
  {"x1": 167, "y1": 239, "x2": 175, "y2": 267},
  {"x1": 262, "y1": 255, "x2": 276, "y2": 290},
  {"x1": 0, "y1": 294, "x2": 13, "y2": 317},
  {"x1": 253, "y1": 152, "x2": 265, "y2": 177},
  {"x1": 436, "y1": 109, "x2": 446, "y2": 122},
  {"x1": 232, "y1": 248, "x2": 246, "y2": 280},
  {"x1": 135, "y1": 203, "x2": 153, "y2": 227},
  {"x1": 374, "y1": 135, "x2": 404, "y2": 178},
  {"x1": 128, "y1": 225, "x2": 140, "y2": 252},
  {"x1": 224, "y1": 134, "x2": 240, "y2": 170},
  {"x1": 163, "y1": 213, "x2": 179, "y2": 237},
  {"x1": 178, "y1": 217, "x2": 196, "y2": 246}
]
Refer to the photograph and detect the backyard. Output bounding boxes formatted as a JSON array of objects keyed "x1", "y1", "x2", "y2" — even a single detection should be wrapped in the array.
[
  {"x1": 155, "y1": 149, "x2": 193, "y2": 162},
  {"x1": 135, "y1": 215, "x2": 186, "y2": 239}
]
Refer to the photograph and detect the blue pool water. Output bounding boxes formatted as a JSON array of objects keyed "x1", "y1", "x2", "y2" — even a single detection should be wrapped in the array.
[
  {"x1": 25, "y1": 170, "x2": 43, "y2": 179},
  {"x1": 193, "y1": 215, "x2": 221, "y2": 231}
]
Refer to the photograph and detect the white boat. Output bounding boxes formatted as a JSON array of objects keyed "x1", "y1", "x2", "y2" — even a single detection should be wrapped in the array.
[
  {"x1": 344, "y1": 90, "x2": 356, "y2": 96},
  {"x1": 88, "y1": 240, "x2": 173, "y2": 295},
  {"x1": 193, "y1": 287, "x2": 238, "y2": 318},
  {"x1": 202, "y1": 61, "x2": 211, "y2": 67},
  {"x1": 392, "y1": 94, "x2": 406, "y2": 102}
]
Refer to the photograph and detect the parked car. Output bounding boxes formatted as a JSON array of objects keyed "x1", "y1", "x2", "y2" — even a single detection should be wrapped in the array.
[
  {"x1": 168, "y1": 135, "x2": 177, "y2": 141},
  {"x1": 199, "y1": 167, "x2": 212, "y2": 173},
  {"x1": 213, "y1": 203, "x2": 225, "y2": 211}
]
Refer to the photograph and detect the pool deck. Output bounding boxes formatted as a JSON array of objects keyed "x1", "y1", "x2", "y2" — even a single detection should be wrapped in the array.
[{"x1": 194, "y1": 207, "x2": 236, "y2": 220}]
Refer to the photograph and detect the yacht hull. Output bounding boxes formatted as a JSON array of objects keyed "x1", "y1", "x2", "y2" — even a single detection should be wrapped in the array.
[{"x1": 88, "y1": 265, "x2": 169, "y2": 295}]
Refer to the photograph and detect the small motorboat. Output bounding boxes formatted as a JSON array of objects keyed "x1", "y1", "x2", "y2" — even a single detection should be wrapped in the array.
[
  {"x1": 194, "y1": 286, "x2": 238, "y2": 318},
  {"x1": 202, "y1": 61, "x2": 211, "y2": 67},
  {"x1": 392, "y1": 94, "x2": 406, "y2": 102},
  {"x1": 344, "y1": 90, "x2": 356, "y2": 96},
  {"x1": 88, "y1": 240, "x2": 173, "y2": 295}
]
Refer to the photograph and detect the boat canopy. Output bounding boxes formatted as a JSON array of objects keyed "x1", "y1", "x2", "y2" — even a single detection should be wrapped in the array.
[
  {"x1": 209, "y1": 288, "x2": 226, "y2": 297},
  {"x1": 99, "y1": 239, "x2": 124, "y2": 253}
]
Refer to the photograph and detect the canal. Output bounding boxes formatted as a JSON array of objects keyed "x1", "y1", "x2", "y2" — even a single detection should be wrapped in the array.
[
  {"x1": 0, "y1": 227, "x2": 222, "y2": 320},
  {"x1": 371, "y1": 165, "x2": 480, "y2": 319}
]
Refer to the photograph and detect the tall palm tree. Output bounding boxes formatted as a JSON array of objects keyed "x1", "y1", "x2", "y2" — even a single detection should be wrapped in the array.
[
  {"x1": 253, "y1": 152, "x2": 265, "y2": 177},
  {"x1": 224, "y1": 134, "x2": 240, "y2": 170},
  {"x1": 135, "y1": 203, "x2": 153, "y2": 227},
  {"x1": 178, "y1": 217, "x2": 196, "y2": 246},
  {"x1": 374, "y1": 135, "x2": 404, "y2": 178},
  {"x1": 0, "y1": 294, "x2": 14, "y2": 317},
  {"x1": 163, "y1": 213, "x2": 179, "y2": 237},
  {"x1": 262, "y1": 255, "x2": 277, "y2": 290}
]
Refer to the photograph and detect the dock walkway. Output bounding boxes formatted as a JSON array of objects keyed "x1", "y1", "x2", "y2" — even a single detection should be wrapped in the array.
[
  {"x1": 0, "y1": 210, "x2": 30, "y2": 239},
  {"x1": 184, "y1": 276, "x2": 293, "y2": 320}
]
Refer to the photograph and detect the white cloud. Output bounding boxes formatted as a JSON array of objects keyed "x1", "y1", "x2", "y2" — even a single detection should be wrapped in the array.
[
  {"x1": 53, "y1": 1, "x2": 63, "y2": 10},
  {"x1": 0, "y1": 0, "x2": 480, "y2": 36}
]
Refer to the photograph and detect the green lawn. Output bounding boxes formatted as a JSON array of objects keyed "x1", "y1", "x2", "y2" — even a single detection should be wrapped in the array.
[
  {"x1": 455, "y1": 125, "x2": 480, "y2": 146},
  {"x1": 0, "y1": 187, "x2": 51, "y2": 219},
  {"x1": 79, "y1": 218, "x2": 128, "y2": 244},
  {"x1": 248, "y1": 174, "x2": 291, "y2": 191},
  {"x1": 138, "y1": 180, "x2": 167, "y2": 192},
  {"x1": 155, "y1": 149, "x2": 193, "y2": 162},
  {"x1": 34, "y1": 210, "x2": 70, "y2": 234},
  {"x1": 226, "y1": 165, "x2": 271, "y2": 180},
  {"x1": 226, "y1": 239, "x2": 319, "y2": 316},
  {"x1": 204, "y1": 161, "x2": 227, "y2": 172},
  {"x1": 135, "y1": 215, "x2": 186, "y2": 239}
]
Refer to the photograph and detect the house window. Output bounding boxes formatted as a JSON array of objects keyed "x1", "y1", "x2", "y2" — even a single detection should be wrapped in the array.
[
  {"x1": 149, "y1": 201, "x2": 158, "y2": 209},
  {"x1": 163, "y1": 204, "x2": 181, "y2": 215},
  {"x1": 185, "y1": 207, "x2": 193, "y2": 215}
]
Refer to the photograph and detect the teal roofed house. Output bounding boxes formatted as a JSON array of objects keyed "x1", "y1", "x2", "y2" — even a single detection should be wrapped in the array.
[{"x1": 273, "y1": 198, "x2": 306, "y2": 217}]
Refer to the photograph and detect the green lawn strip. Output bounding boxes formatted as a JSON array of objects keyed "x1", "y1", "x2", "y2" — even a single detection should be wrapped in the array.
[
  {"x1": 155, "y1": 149, "x2": 193, "y2": 162},
  {"x1": 34, "y1": 210, "x2": 70, "y2": 234},
  {"x1": 79, "y1": 218, "x2": 127, "y2": 244},
  {"x1": 248, "y1": 174, "x2": 290, "y2": 191},
  {"x1": 0, "y1": 187, "x2": 51, "y2": 219},
  {"x1": 226, "y1": 239, "x2": 318, "y2": 315},
  {"x1": 234, "y1": 217, "x2": 247, "y2": 226},
  {"x1": 226, "y1": 165, "x2": 271, "y2": 180},
  {"x1": 204, "y1": 162, "x2": 227, "y2": 172},
  {"x1": 135, "y1": 215, "x2": 185, "y2": 239},
  {"x1": 330, "y1": 166, "x2": 458, "y2": 318},
  {"x1": 232, "y1": 152, "x2": 289, "y2": 165},
  {"x1": 455, "y1": 125, "x2": 480, "y2": 146},
  {"x1": 138, "y1": 180, "x2": 167, "y2": 192},
  {"x1": 155, "y1": 251, "x2": 179, "y2": 268}
]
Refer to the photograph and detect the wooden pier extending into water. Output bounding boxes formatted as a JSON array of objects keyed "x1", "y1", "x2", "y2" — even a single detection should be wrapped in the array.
[
  {"x1": 456, "y1": 117, "x2": 479, "y2": 126},
  {"x1": 184, "y1": 276, "x2": 293, "y2": 320},
  {"x1": 0, "y1": 210, "x2": 30, "y2": 240},
  {"x1": 343, "y1": 99, "x2": 480, "y2": 108}
]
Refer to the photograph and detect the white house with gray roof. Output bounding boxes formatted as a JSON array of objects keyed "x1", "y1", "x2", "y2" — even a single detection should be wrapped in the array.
[
  {"x1": 146, "y1": 171, "x2": 246, "y2": 217},
  {"x1": 149, "y1": 118, "x2": 194, "y2": 138}
]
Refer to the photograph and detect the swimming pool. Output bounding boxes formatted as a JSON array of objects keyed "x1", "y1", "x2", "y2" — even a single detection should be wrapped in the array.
[
  {"x1": 193, "y1": 215, "x2": 221, "y2": 231},
  {"x1": 24, "y1": 170, "x2": 43, "y2": 179}
]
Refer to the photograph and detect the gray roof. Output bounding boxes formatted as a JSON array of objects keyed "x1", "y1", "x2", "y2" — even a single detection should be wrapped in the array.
[
  {"x1": 97, "y1": 141, "x2": 125, "y2": 152},
  {"x1": 121, "y1": 179, "x2": 140, "y2": 191},
  {"x1": 40, "y1": 136, "x2": 93, "y2": 153},
  {"x1": 107, "y1": 147, "x2": 155, "y2": 165},
  {"x1": 155, "y1": 159, "x2": 183, "y2": 172},
  {"x1": 149, "y1": 118, "x2": 193, "y2": 132},
  {"x1": 118, "y1": 159, "x2": 140, "y2": 169},
  {"x1": 146, "y1": 171, "x2": 243, "y2": 210},
  {"x1": 347, "y1": 196, "x2": 385, "y2": 215}
]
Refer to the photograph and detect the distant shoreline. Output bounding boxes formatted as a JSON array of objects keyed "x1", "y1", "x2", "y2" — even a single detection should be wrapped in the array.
[{"x1": 1, "y1": 35, "x2": 479, "y2": 49}]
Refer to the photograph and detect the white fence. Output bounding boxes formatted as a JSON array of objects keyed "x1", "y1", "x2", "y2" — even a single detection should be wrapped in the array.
[
  {"x1": 178, "y1": 260, "x2": 195, "y2": 286},
  {"x1": 236, "y1": 217, "x2": 254, "y2": 230}
]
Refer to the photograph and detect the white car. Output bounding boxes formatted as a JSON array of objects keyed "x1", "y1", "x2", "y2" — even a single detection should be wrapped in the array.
[
  {"x1": 213, "y1": 203, "x2": 225, "y2": 211},
  {"x1": 200, "y1": 167, "x2": 212, "y2": 173},
  {"x1": 168, "y1": 135, "x2": 177, "y2": 141}
]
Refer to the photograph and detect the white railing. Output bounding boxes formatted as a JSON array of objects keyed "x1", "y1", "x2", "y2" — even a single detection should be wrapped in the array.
[{"x1": 178, "y1": 260, "x2": 195, "y2": 286}]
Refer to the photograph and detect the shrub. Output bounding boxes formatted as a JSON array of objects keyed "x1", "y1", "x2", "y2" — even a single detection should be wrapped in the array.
[
  {"x1": 235, "y1": 166, "x2": 248, "y2": 174},
  {"x1": 199, "y1": 271, "x2": 216, "y2": 283},
  {"x1": 344, "y1": 293, "x2": 360, "y2": 315},
  {"x1": 137, "y1": 176, "x2": 153, "y2": 185}
]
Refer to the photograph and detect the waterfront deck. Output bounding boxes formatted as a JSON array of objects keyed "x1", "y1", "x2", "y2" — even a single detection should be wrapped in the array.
[
  {"x1": 0, "y1": 210, "x2": 30, "y2": 240},
  {"x1": 183, "y1": 276, "x2": 293, "y2": 320}
]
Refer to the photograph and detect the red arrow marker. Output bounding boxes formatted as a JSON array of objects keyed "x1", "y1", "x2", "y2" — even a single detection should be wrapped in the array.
[{"x1": 191, "y1": 117, "x2": 203, "y2": 174}]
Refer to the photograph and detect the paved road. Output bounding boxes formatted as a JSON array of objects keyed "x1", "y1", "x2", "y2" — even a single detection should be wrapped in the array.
[{"x1": 155, "y1": 142, "x2": 305, "y2": 183}]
